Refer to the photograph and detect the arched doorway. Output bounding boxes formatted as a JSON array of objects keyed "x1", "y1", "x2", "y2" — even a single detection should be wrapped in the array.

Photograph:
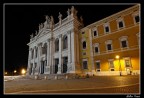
[
  {"x1": 55, "y1": 59, "x2": 59, "y2": 74},
  {"x1": 40, "y1": 61, "x2": 44, "y2": 74},
  {"x1": 63, "y1": 57, "x2": 68, "y2": 73}
]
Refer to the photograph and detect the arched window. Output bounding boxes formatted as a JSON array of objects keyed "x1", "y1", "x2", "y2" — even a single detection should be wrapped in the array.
[
  {"x1": 31, "y1": 49, "x2": 34, "y2": 59},
  {"x1": 55, "y1": 39, "x2": 59, "y2": 52},
  {"x1": 83, "y1": 41, "x2": 86, "y2": 49},
  {"x1": 35, "y1": 47, "x2": 38, "y2": 58},
  {"x1": 42, "y1": 43, "x2": 47, "y2": 54},
  {"x1": 119, "y1": 36, "x2": 129, "y2": 49},
  {"x1": 63, "y1": 35, "x2": 68, "y2": 49}
]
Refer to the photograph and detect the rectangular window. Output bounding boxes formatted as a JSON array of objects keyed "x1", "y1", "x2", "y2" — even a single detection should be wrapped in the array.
[
  {"x1": 107, "y1": 44, "x2": 112, "y2": 50},
  {"x1": 96, "y1": 61, "x2": 101, "y2": 72},
  {"x1": 94, "y1": 30, "x2": 97, "y2": 37},
  {"x1": 83, "y1": 61, "x2": 88, "y2": 69},
  {"x1": 135, "y1": 15, "x2": 139, "y2": 23},
  {"x1": 83, "y1": 52, "x2": 86, "y2": 55},
  {"x1": 125, "y1": 59, "x2": 131, "y2": 67},
  {"x1": 95, "y1": 47, "x2": 99, "y2": 53},
  {"x1": 109, "y1": 60, "x2": 114, "y2": 71},
  {"x1": 96, "y1": 62, "x2": 100, "y2": 69},
  {"x1": 105, "y1": 26, "x2": 109, "y2": 33},
  {"x1": 82, "y1": 32, "x2": 85, "y2": 34},
  {"x1": 118, "y1": 21, "x2": 124, "y2": 28},
  {"x1": 121, "y1": 40, "x2": 127, "y2": 48}
]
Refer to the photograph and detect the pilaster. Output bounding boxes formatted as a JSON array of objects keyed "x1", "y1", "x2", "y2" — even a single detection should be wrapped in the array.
[{"x1": 58, "y1": 34, "x2": 62, "y2": 74}]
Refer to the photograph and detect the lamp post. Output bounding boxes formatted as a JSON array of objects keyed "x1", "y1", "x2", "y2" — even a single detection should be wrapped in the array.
[
  {"x1": 21, "y1": 69, "x2": 26, "y2": 76},
  {"x1": 14, "y1": 70, "x2": 17, "y2": 76},
  {"x1": 115, "y1": 55, "x2": 122, "y2": 76}
]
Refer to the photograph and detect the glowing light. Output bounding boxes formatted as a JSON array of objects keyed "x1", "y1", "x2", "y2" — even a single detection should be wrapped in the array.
[
  {"x1": 5, "y1": 72, "x2": 7, "y2": 75},
  {"x1": 115, "y1": 55, "x2": 120, "y2": 59},
  {"x1": 21, "y1": 69, "x2": 26, "y2": 75},
  {"x1": 14, "y1": 70, "x2": 17, "y2": 73}
]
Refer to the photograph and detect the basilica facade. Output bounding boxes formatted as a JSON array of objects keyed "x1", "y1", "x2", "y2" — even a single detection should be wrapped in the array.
[
  {"x1": 27, "y1": 4, "x2": 140, "y2": 76},
  {"x1": 27, "y1": 6, "x2": 83, "y2": 75}
]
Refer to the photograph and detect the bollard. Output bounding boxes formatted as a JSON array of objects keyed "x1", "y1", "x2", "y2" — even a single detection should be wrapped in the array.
[
  {"x1": 44, "y1": 76, "x2": 48, "y2": 80},
  {"x1": 35, "y1": 75, "x2": 38, "y2": 80},
  {"x1": 65, "y1": 75, "x2": 68, "y2": 80},
  {"x1": 55, "y1": 75, "x2": 58, "y2": 80}
]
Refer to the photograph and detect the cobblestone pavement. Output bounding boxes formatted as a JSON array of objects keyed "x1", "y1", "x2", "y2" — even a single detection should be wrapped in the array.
[{"x1": 4, "y1": 75, "x2": 140, "y2": 94}]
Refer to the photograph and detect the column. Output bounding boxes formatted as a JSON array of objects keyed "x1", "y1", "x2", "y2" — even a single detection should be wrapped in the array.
[
  {"x1": 26, "y1": 49, "x2": 31, "y2": 75},
  {"x1": 89, "y1": 29, "x2": 95, "y2": 75},
  {"x1": 51, "y1": 38, "x2": 55, "y2": 74},
  {"x1": 67, "y1": 31, "x2": 72, "y2": 73},
  {"x1": 45, "y1": 40, "x2": 50, "y2": 74},
  {"x1": 37, "y1": 43, "x2": 41, "y2": 75},
  {"x1": 32, "y1": 47, "x2": 36, "y2": 75},
  {"x1": 49, "y1": 38, "x2": 54, "y2": 74},
  {"x1": 48, "y1": 39, "x2": 51, "y2": 74},
  {"x1": 70, "y1": 30, "x2": 75, "y2": 73},
  {"x1": 58, "y1": 34, "x2": 62, "y2": 74}
]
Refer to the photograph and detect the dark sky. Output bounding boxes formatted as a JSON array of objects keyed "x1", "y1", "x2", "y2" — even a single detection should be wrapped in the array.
[{"x1": 4, "y1": 3, "x2": 135, "y2": 74}]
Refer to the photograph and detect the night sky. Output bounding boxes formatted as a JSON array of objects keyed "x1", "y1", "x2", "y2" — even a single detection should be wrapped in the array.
[{"x1": 4, "y1": 3, "x2": 135, "y2": 75}]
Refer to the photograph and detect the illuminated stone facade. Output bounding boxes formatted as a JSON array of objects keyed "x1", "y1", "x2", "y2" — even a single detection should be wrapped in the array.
[
  {"x1": 79, "y1": 4, "x2": 140, "y2": 76},
  {"x1": 27, "y1": 4, "x2": 140, "y2": 76}
]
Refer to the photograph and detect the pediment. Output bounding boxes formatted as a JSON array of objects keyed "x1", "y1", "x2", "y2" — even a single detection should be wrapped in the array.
[{"x1": 36, "y1": 28, "x2": 51, "y2": 38}]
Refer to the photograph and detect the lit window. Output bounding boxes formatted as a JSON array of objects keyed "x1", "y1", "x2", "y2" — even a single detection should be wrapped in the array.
[
  {"x1": 108, "y1": 60, "x2": 114, "y2": 71},
  {"x1": 124, "y1": 57, "x2": 132, "y2": 68},
  {"x1": 95, "y1": 61, "x2": 101, "y2": 72}
]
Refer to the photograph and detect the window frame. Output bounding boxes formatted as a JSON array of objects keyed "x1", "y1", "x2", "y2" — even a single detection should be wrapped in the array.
[
  {"x1": 95, "y1": 60, "x2": 101, "y2": 72},
  {"x1": 123, "y1": 57, "x2": 132, "y2": 68},
  {"x1": 92, "y1": 27, "x2": 98, "y2": 37},
  {"x1": 119, "y1": 36, "x2": 129, "y2": 49},
  {"x1": 93, "y1": 43, "x2": 100, "y2": 54},
  {"x1": 117, "y1": 17, "x2": 125, "y2": 29},
  {"x1": 108, "y1": 59, "x2": 115, "y2": 71},
  {"x1": 105, "y1": 40, "x2": 113, "y2": 52},
  {"x1": 82, "y1": 59, "x2": 88, "y2": 70},
  {"x1": 104, "y1": 22, "x2": 111, "y2": 34},
  {"x1": 63, "y1": 35, "x2": 68, "y2": 50}
]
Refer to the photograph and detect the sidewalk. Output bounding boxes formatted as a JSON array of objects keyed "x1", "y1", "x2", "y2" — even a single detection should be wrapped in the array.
[{"x1": 4, "y1": 75, "x2": 140, "y2": 94}]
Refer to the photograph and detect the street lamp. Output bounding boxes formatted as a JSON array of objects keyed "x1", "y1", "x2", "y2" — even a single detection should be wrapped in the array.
[
  {"x1": 21, "y1": 69, "x2": 26, "y2": 75},
  {"x1": 5, "y1": 72, "x2": 7, "y2": 75},
  {"x1": 14, "y1": 70, "x2": 17, "y2": 75},
  {"x1": 115, "y1": 55, "x2": 122, "y2": 76}
]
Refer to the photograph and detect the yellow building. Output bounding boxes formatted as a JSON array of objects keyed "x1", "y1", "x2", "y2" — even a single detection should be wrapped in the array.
[{"x1": 79, "y1": 4, "x2": 140, "y2": 76}]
